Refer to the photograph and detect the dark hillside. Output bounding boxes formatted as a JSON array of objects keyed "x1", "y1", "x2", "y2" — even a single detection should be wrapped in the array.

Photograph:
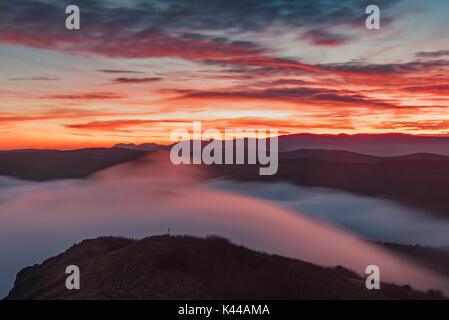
[{"x1": 5, "y1": 235, "x2": 444, "y2": 300}]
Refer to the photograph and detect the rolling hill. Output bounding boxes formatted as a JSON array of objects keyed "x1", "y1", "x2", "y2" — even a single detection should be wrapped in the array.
[{"x1": 5, "y1": 235, "x2": 444, "y2": 300}]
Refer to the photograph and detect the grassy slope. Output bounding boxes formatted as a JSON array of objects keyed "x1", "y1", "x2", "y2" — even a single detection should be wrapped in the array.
[{"x1": 5, "y1": 235, "x2": 444, "y2": 300}]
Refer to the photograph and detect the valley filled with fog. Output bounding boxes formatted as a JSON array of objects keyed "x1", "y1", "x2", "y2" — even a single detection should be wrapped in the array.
[{"x1": 0, "y1": 155, "x2": 448, "y2": 297}]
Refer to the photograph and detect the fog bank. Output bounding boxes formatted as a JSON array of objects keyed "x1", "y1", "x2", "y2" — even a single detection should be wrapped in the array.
[{"x1": 0, "y1": 155, "x2": 447, "y2": 297}]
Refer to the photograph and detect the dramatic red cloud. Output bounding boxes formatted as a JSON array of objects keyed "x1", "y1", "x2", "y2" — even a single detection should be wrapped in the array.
[
  {"x1": 0, "y1": 108, "x2": 122, "y2": 123},
  {"x1": 111, "y1": 77, "x2": 162, "y2": 84},
  {"x1": 373, "y1": 120, "x2": 449, "y2": 131},
  {"x1": 61, "y1": 117, "x2": 355, "y2": 134},
  {"x1": 41, "y1": 92, "x2": 126, "y2": 100},
  {"x1": 169, "y1": 87, "x2": 433, "y2": 110},
  {"x1": 0, "y1": 1, "x2": 448, "y2": 148},
  {"x1": 64, "y1": 119, "x2": 190, "y2": 131}
]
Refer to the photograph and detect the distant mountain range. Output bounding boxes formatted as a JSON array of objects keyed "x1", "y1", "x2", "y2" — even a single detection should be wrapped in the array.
[
  {"x1": 5, "y1": 235, "x2": 445, "y2": 300},
  {"x1": 0, "y1": 148, "x2": 146, "y2": 181},
  {"x1": 113, "y1": 143, "x2": 171, "y2": 151},
  {"x1": 210, "y1": 149, "x2": 449, "y2": 217},
  {"x1": 2, "y1": 133, "x2": 449, "y2": 217},
  {"x1": 113, "y1": 133, "x2": 449, "y2": 156},
  {"x1": 277, "y1": 133, "x2": 449, "y2": 156},
  {"x1": 1, "y1": 144, "x2": 449, "y2": 217}
]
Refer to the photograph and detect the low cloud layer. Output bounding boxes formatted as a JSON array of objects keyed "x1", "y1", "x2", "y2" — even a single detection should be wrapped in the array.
[
  {"x1": 208, "y1": 180, "x2": 449, "y2": 246},
  {"x1": 0, "y1": 155, "x2": 448, "y2": 297}
]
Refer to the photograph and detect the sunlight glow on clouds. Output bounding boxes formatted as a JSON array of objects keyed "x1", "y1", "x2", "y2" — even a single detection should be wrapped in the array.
[{"x1": 0, "y1": 0, "x2": 448, "y2": 148}]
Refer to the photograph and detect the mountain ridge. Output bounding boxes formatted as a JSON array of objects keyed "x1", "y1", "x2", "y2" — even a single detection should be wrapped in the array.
[
  {"x1": 2, "y1": 148, "x2": 449, "y2": 217},
  {"x1": 5, "y1": 235, "x2": 445, "y2": 300},
  {"x1": 113, "y1": 133, "x2": 449, "y2": 156}
]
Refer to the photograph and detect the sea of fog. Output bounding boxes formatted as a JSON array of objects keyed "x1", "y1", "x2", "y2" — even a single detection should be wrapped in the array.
[
  {"x1": 207, "y1": 180, "x2": 449, "y2": 247},
  {"x1": 0, "y1": 155, "x2": 449, "y2": 298}
]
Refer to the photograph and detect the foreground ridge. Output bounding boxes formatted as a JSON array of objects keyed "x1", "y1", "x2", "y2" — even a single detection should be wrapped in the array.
[{"x1": 5, "y1": 235, "x2": 444, "y2": 300}]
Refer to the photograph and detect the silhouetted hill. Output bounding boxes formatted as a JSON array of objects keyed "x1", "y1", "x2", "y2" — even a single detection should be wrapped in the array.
[
  {"x1": 278, "y1": 133, "x2": 449, "y2": 156},
  {"x1": 281, "y1": 149, "x2": 449, "y2": 163},
  {"x1": 4, "y1": 235, "x2": 444, "y2": 300},
  {"x1": 210, "y1": 149, "x2": 449, "y2": 217},
  {"x1": 0, "y1": 148, "x2": 146, "y2": 181},
  {"x1": 113, "y1": 143, "x2": 171, "y2": 151},
  {"x1": 113, "y1": 133, "x2": 449, "y2": 156},
  {"x1": 1, "y1": 146, "x2": 449, "y2": 217}
]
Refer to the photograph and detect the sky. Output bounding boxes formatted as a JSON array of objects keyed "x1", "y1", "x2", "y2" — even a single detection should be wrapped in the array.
[{"x1": 0, "y1": 0, "x2": 448, "y2": 149}]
